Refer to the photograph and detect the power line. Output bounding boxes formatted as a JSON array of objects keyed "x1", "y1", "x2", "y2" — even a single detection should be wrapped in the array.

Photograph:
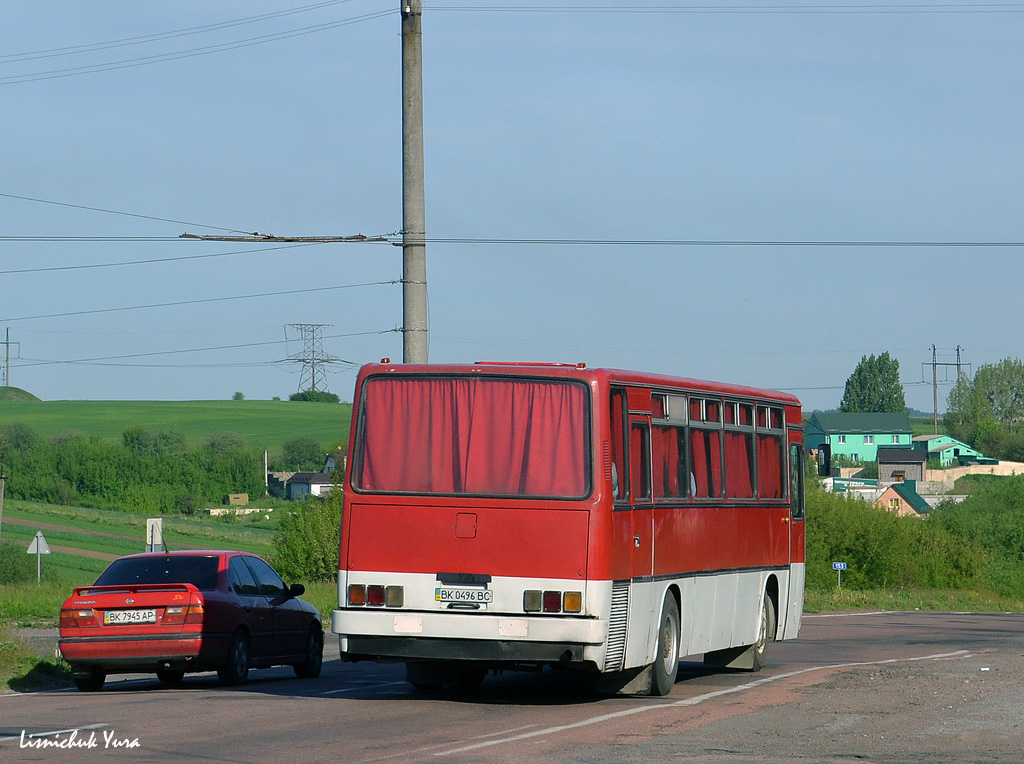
[
  {"x1": 0, "y1": 0, "x2": 364, "y2": 63},
  {"x1": 0, "y1": 191, "x2": 248, "y2": 234},
  {"x1": 0, "y1": 10, "x2": 394, "y2": 86},
  {"x1": 0, "y1": 280, "x2": 400, "y2": 323},
  {"x1": 429, "y1": 3, "x2": 1024, "y2": 13},
  {"x1": 15, "y1": 328, "x2": 395, "y2": 368},
  {"x1": 408, "y1": 237, "x2": 1024, "y2": 247}
]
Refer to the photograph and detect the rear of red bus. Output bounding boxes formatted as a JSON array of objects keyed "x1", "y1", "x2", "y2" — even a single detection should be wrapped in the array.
[{"x1": 331, "y1": 362, "x2": 609, "y2": 687}]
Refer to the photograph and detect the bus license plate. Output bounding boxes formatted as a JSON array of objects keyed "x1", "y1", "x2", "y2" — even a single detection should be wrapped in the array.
[
  {"x1": 104, "y1": 609, "x2": 157, "y2": 625},
  {"x1": 436, "y1": 588, "x2": 492, "y2": 604}
]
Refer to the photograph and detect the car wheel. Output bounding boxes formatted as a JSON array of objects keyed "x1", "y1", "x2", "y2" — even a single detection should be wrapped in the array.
[
  {"x1": 74, "y1": 668, "x2": 106, "y2": 692},
  {"x1": 218, "y1": 630, "x2": 250, "y2": 686},
  {"x1": 156, "y1": 669, "x2": 185, "y2": 685},
  {"x1": 293, "y1": 625, "x2": 324, "y2": 679}
]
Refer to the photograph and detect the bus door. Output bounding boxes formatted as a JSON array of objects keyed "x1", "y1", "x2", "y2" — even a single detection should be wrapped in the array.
[
  {"x1": 629, "y1": 416, "x2": 654, "y2": 581},
  {"x1": 780, "y1": 439, "x2": 806, "y2": 639}
]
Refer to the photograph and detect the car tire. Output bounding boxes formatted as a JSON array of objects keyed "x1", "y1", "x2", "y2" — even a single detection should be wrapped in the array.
[
  {"x1": 218, "y1": 630, "x2": 250, "y2": 686},
  {"x1": 293, "y1": 625, "x2": 324, "y2": 679},
  {"x1": 156, "y1": 669, "x2": 185, "y2": 685},
  {"x1": 74, "y1": 668, "x2": 106, "y2": 692}
]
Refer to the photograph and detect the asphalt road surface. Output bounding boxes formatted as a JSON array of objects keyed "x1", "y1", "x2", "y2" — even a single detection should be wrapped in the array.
[{"x1": 4, "y1": 611, "x2": 1023, "y2": 763}]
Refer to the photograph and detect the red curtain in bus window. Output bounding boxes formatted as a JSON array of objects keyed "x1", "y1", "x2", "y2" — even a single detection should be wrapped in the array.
[
  {"x1": 757, "y1": 434, "x2": 783, "y2": 499},
  {"x1": 651, "y1": 425, "x2": 679, "y2": 499},
  {"x1": 358, "y1": 377, "x2": 588, "y2": 497},
  {"x1": 690, "y1": 428, "x2": 722, "y2": 498},
  {"x1": 725, "y1": 431, "x2": 754, "y2": 498}
]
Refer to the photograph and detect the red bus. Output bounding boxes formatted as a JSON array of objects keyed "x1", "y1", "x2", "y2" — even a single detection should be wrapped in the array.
[{"x1": 332, "y1": 361, "x2": 806, "y2": 695}]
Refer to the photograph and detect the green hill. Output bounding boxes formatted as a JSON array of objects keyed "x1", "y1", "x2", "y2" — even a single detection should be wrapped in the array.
[
  {"x1": 0, "y1": 400, "x2": 352, "y2": 458},
  {"x1": 0, "y1": 387, "x2": 40, "y2": 402}
]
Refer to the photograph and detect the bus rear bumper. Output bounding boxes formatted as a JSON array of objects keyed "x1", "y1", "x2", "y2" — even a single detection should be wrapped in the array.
[{"x1": 332, "y1": 609, "x2": 605, "y2": 664}]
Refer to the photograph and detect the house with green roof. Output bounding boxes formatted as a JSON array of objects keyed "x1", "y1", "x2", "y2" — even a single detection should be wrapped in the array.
[
  {"x1": 912, "y1": 434, "x2": 986, "y2": 467},
  {"x1": 805, "y1": 412, "x2": 914, "y2": 463},
  {"x1": 873, "y1": 479, "x2": 932, "y2": 517}
]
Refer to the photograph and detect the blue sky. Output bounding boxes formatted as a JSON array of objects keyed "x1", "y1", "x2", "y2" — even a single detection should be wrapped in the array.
[{"x1": 2, "y1": 1, "x2": 1022, "y2": 413}]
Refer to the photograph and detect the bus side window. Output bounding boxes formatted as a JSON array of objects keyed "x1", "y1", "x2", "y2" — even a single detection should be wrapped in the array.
[
  {"x1": 610, "y1": 389, "x2": 628, "y2": 502},
  {"x1": 630, "y1": 421, "x2": 652, "y2": 503}
]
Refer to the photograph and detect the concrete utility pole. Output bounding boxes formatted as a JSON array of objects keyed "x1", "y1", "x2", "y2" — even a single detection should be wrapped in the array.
[{"x1": 402, "y1": 0, "x2": 428, "y2": 364}]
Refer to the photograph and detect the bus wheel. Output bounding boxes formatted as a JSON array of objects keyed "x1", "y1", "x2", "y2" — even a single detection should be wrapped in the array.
[
  {"x1": 750, "y1": 595, "x2": 776, "y2": 672},
  {"x1": 651, "y1": 592, "x2": 680, "y2": 696}
]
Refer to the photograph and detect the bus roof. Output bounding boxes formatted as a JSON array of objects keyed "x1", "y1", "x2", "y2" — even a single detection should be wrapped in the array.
[{"x1": 357, "y1": 360, "x2": 801, "y2": 407}]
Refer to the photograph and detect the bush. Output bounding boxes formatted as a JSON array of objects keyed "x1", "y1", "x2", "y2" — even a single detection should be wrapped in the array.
[
  {"x1": 271, "y1": 490, "x2": 342, "y2": 582},
  {"x1": 0, "y1": 541, "x2": 36, "y2": 585},
  {"x1": 805, "y1": 483, "x2": 985, "y2": 592},
  {"x1": 289, "y1": 391, "x2": 340, "y2": 403}
]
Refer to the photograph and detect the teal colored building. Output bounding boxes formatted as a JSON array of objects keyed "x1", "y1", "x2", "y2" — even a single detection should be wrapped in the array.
[
  {"x1": 805, "y1": 412, "x2": 914, "y2": 463},
  {"x1": 912, "y1": 435, "x2": 986, "y2": 466}
]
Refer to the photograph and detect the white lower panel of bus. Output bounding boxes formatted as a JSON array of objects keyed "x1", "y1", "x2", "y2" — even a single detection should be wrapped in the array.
[{"x1": 333, "y1": 565, "x2": 804, "y2": 673}]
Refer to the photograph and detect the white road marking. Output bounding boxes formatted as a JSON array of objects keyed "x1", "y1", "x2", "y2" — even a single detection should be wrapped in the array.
[{"x1": 431, "y1": 649, "x2": 971, "y2": 757}]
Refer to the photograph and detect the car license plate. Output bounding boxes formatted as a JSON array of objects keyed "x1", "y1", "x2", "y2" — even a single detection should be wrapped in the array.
[
  {"x1": 435, "y1": 587, "x2": 492, "y2": 604},
  {"x1": 104, "y1": 609, "x2": 157, "y2": 625}
]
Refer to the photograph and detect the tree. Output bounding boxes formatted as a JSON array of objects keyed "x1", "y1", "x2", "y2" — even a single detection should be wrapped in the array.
[
  {"x1": 232, "y1": 392, "x2": 245, "y2": 401},
  {"x1": 279, "y1": 437, "x2": 324, "y2": 471},
  {"x1": 289, "y1": 390, "x2": 340, "y2": 403},
  {"x1": 945, "y1": 358, "x2": 1024, "y2": 457},
  {"x1": 840, "y1": 352, "x2": 906, "y2": 413}
]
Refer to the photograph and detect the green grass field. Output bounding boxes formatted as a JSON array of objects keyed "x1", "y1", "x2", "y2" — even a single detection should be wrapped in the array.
[{"x1": 0, "y1": 399, "x2": 353, "y2": 458}]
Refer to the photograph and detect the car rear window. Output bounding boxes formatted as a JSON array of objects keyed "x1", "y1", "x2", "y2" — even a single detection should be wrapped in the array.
[{"x1": 94, "y1": 556, "x2": 221, "y2": 590}]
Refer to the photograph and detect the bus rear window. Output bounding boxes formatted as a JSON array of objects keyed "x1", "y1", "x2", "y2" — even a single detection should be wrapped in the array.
[{"x1": 354, "y1": 376, "x2": 591, "y2": 498}]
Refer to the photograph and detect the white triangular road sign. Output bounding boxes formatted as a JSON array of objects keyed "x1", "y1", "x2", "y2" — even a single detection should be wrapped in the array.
[{"x1": 26, "y1": 531, "x2": 51, "y2": 555}]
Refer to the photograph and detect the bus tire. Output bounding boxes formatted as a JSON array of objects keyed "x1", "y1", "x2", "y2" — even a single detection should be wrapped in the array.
[
  {"x1": 651, "y1": 592, "x2": 680, "y2": 696},
  {"x1": 750, "y1": 594, "x2": 776, "y2": 673}
]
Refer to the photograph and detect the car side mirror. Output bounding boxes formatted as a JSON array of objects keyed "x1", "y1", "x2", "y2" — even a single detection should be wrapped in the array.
[
  {"x1": 289, "y1": 583, "x2": 305, "y2": 598},
  {"x1": 817, "y1": 444, "x2": 832, "y2": 477}
]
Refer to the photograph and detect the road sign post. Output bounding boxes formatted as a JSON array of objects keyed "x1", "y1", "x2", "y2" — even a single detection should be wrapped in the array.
[
  {"x1": 26, "y1": 530, "x2": 51, "y2": 583},
  {"x1": 832, "y1": 561, "x2": 847, "y2": 588}
]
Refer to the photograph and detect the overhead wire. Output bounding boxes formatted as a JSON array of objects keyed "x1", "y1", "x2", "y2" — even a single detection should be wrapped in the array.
[{"x1": 0, "y1": 280, "x2": 400, "y2": 324}]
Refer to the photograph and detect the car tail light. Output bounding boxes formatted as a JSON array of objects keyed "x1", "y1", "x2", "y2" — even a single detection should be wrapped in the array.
[
  {"x1": 385, "y1": 586, "x2": 404, "y2": 608},
  {"x1": 367, "y1": 585, "x2": 385, "y2": 607},
  {"x1": 348, "y1": 584, "x2": 367, "y2": 606},
  {"x1": 60, "y1": 608, "x2": 98, "y2": 629},
  {"x1": 542, "y1": 591, "x2": 561, "y2": 613},
  {"x1": 163, "y1": 603, "x2": 205, "y2": 625}
]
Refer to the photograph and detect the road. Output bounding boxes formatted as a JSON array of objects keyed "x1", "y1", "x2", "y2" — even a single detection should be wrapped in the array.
[{"x1": 4, "y1": 611, "x2": 1023, "y2": 763}]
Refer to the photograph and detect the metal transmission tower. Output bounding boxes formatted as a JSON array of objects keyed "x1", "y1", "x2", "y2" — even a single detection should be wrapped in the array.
[{"x1": 287, "y1": 324, "x2": 340, "y2": 393}]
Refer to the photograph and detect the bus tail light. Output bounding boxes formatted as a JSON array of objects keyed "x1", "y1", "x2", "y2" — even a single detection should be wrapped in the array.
[
  {"x1": 562, "y1": 591, "x2": 582, "y2": 613},
  {"x1": 524, "y1": 590, "x2": 583, "y2": 614},
  {"x1": 523, "y1": 590, "x2": 542, "y2": 612},
  {"x1": 543, "y1": 591, "x2": 561, "y2": 613},
  {"x1": 348, "y1": 584, "x2": 404, "y2": 607}
]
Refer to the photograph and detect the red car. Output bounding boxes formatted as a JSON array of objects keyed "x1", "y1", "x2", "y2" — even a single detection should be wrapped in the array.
[{"x1": 59, "y1": 550, "x2": 323, "y2": 692}]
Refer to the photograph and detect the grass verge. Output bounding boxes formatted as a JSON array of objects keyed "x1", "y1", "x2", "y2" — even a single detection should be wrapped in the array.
[
  {"x1": 0, "y1": 624, "x2": 70, "y2": 693},
  {"x1": 804, "y1": 587, "x2": 1024, "y2": 613}
]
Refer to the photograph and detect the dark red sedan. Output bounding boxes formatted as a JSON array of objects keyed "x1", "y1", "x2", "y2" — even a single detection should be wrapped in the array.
[{"x1": 59, "y1": 550, "x2": 323, "y2": 691}]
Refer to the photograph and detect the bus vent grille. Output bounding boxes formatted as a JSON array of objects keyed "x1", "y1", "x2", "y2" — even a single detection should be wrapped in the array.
[{"x1": 603, "y1": 581, "x2": 629, "y2": 672}]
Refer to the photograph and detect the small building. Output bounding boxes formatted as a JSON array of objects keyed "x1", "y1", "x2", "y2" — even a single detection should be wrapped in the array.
[
  {"x1": 912, "y1": 435, "x2": 985, "y2": 467},
  {"x1": 873, "y1": 479, "x2": 931, "y2": 517},
  {"x1": 877, "y1": 446, "x2": 928, "y2": 484},
  {"x1": 805, "y1": 412, "x2": 914, "y2": 463},
  {"x1": 286, "y1": 472, "x2": 336, "y2": 500}
]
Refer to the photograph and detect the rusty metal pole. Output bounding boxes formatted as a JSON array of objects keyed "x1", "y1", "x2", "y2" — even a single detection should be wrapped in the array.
[{"x1": 402, "y1": 0, "x2": 428, "y2": 364}]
